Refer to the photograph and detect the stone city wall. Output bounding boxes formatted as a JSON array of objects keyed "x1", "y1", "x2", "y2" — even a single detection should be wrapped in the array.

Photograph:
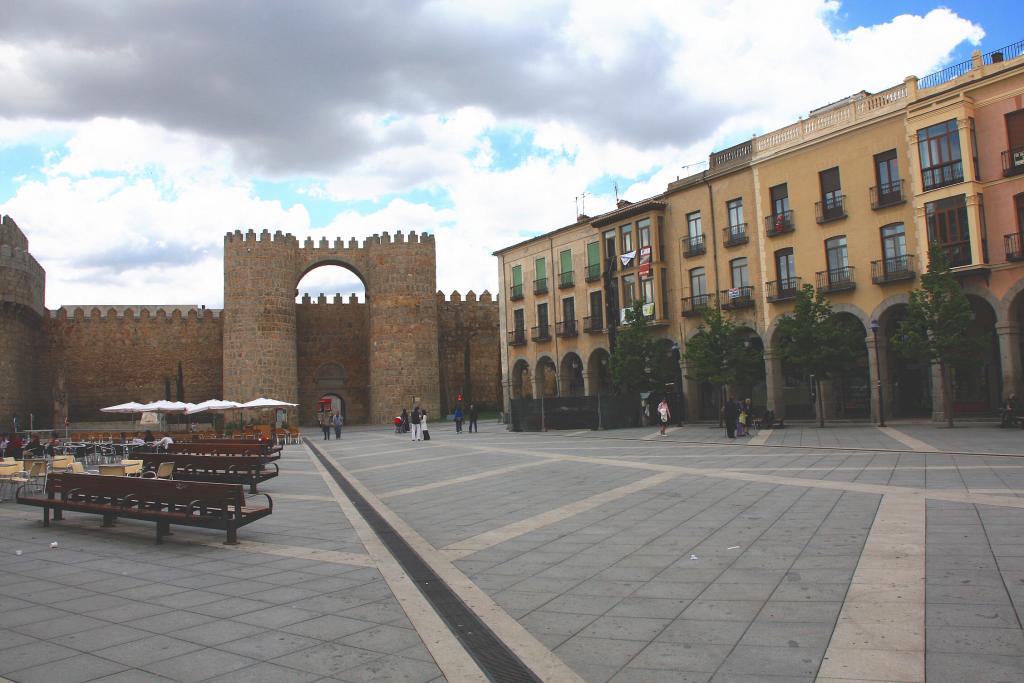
[{"x1": 437, "y1": 290, "x2": 502, "y2": 414}]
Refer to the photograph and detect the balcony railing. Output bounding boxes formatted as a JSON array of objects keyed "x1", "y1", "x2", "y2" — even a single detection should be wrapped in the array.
[
  {"x1": 939, "y1": 241, "x2": 972, "y2": 267},
  {"x1": 1003, "y1": 147, "x2": 1024, "y2": 177},
  {"x1": 871, "y1": 254, "x2": 917, "y2": 284},
  {"x1": 765, "y1": 277, "x2": 801, "y2": 302},
  {"x1": 585, "y1": 263, "x2": 602, "y2": 282},
  {"x1": 583, "y1": 315, "x2": 604, "y2": 332},
  {"x1": 720, "y1": 285, "x2": 755, "y2": 310},
  {"x1": 683, "y1": 234, "x2": 706, "y2": 257},
  {"x1": 815, "y1": 195, "x2": 847, "y2": 224},
  {"x1": 533, "y1": 277, "x2": 548, "y2": 295},
  {"x1": 531, "y1": 324, "x2": 551, "y2": 342},
  {"x1": 681, "y1": 293, "x2": 715, "y2": 317},
  {"x1": 1006, "y1": 233, "x2": 1024, "y2": 262},
  {"x1": 723, "y1": 224, "x2": 748, "y2": 247},
  {"x1": 558, "y1": 271, "x2": 574, "y2": 289},
  {"x1": 764, "y1": 210, "x2": 794, "y2": 237},
  {"x1": 921, "y1": 161, "x2": 963, "y2": 191},
  {"x1": 507, "y1": 329, "x2": 526, "y2": 346},
  {"x1": 816, "y1": 266, "x2": 856, "y2": 293},
  {"x1": 556, "y1": 319, "x2": 578, "y2": 337},
  {"x1": 510, "y1": 284, "x2": 524, "y2": 300},
  {"x1": 870, "y1": 180, "x2": 905, "y2": 209}
]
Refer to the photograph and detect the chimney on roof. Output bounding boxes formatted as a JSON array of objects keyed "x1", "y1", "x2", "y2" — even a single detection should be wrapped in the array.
[
  {"x1": 616, "y1": 199, "x2": 632, "y2": 209},
  {"x1": 577, "y1": 214, "x2": 590, "y2": 222}
]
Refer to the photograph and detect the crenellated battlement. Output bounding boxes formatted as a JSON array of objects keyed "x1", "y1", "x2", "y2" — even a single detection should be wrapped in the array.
[
  {"x1": 50, "y1": 305, "x2": 222, "y2": 322},
  {"x1": 225, "y1": 228, "x2": 434, "y2": 250},
  {"x1": 435, "y1": 289, "x2": 495, "y2": 304},
  {"x1": 298, "y1": 293, "x2": 365, "y2": 305}
]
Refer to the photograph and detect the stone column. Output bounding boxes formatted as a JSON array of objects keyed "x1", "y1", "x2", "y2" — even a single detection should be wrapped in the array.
[
  {"x1": 865, "y1": 333, "x2": 892, "y2": 423},
  {"x1": 997, "y1": 322, "x2": 1022, "y2": 400},
  {"x1": 763, "y1": 349, "x2": 785, "y2": 419},
  {"x1": 682, "y1": 360, "x2": 700, "y2": 422},
  {"x1": 931, "y1": 362, "x2": 946, "y2": 422}
]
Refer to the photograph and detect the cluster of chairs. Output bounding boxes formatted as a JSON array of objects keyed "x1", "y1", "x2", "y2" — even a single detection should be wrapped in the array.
[{"x1": 0, "y1": 455, "x2": 176, "y2": 501}]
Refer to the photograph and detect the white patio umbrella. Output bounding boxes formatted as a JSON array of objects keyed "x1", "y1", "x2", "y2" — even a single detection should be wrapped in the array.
[
  {"x1": 99, "y1": 401, "x2": 148, "y2": 435},
  {"x1": 239, "y1": 398, "x2": 298, "y2": 438},
  {"x1": 138, "y1": 400, "x2": 193, "y2": 433},
  {"x1": 187, "y1": 399, "x2": 242, "y2": 435}
]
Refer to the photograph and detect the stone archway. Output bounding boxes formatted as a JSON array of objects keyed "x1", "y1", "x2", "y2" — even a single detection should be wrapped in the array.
[
  {"x1": 535, "y1": 356, "x2": 558, "y2": 398},
  {"x1": 586, "y1": 348, "x2": 612, "y2": 396},
  {"x1": 878, "y1": 304, "x2": 932, "y2": 418},
  {"x1": 951, "y1": 295, "x2": 1002, "y2": 415},
  {"x1": 512, "y1": 359, "x2": 531, "y2": 400},
  {"x1": 559, "y1": 352, "x2": 585, "y2": 397}
]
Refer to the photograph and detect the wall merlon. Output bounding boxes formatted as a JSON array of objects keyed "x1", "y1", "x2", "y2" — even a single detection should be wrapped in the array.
[
  {"x1": 408, "y1": 230, "x2": 418, "y2": 244},
  {"x1": 479, "y1": 290, "x2": 492, "y2": 303},
  {"x1": 395, "y1": 230, "x2": 405, "y2": 244},
  {"x1": 381, "y1": 231, "x2": 391, "y2": 244},
  {"x1": 319, "y1": 237, "x2": 329, "y2": 249},
  {"x1": 450, "y1": 290, "x2": 462, "y2": 302},
  {"x1": 466, "y1": 290, "x2": 477, "y2": 302},
  {"x1": 260, "y1": 228, "x2": 271, "y2": 241},
  {"x1": 348, "y1": 237, "x2": 358, "y2": 249},
  {"x1": 245, "y1": 229, "x2": 257, "y2": 242},
  {"x1": 50, "y1": 305, "x2": 222, "y2": 321},
  {"x1": 304, "y1": 237, "x2": 314, "y2": 249}
]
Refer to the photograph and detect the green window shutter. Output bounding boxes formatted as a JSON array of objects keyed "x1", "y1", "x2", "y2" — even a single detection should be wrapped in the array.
[
  {"x1": 586, "y1": 241, "x2": 599, "y2": 266},
  {"x1": 559, "y1": 249, "x2": 572, "y2": 274},
  {"x1": 511, "y1": 265, "x2": 522, "y2": 287},
  {"x1": 535, "y1": 257, "x2": 546, "y2": 280}
]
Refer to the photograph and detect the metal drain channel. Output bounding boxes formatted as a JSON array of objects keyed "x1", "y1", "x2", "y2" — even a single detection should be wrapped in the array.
[{"x1": 306, "y1": 439, "x2": 542, "y2": 683}]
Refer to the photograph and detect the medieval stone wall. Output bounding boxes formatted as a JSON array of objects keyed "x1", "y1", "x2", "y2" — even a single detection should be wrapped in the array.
[
  {"x1": 45, "y1": 307, "x2": 224, "y2": 424},
  {"x1": 437, "y1": 290, "x2": 502, "y2": 414},
  {"x1": 296, "y1": 294, "x2": 370, "y2": 426}
]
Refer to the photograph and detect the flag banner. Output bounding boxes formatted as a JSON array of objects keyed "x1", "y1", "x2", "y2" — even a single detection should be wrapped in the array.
[
  {"x1": 639, "y1": 246, "x2": 651, "y2": 277},
  {"x1": 728, "y1": 287, "x2": 741, "y2": 299},
  {"x1": 620, "y1": 251, "x2": 636, "y2": 267}
]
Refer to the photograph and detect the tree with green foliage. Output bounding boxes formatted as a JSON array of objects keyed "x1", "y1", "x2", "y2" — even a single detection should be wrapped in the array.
[
  {"x1": 610, "y1": 301, "x2": 674, "y2": 395},
  {"x1": 774, "y1": 285, "x2": 864, "y2": 427},
  {"x1": 891, "y1": 245, "x2": 981, "y2": 427},
  {"x1": 682, "y1": 306, "x2": 764, "y2": 424}
]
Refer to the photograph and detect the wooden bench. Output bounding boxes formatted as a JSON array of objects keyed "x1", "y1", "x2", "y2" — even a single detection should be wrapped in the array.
[
  {"x1": 168, "y1": 442, "x2": 282, "y2": 458},
  {"x1": 17, "y1": 473, "x2": 272, "y2": 545},
  {"x1": 135, "y1": 453, "x2": 279, "y2": 493}
]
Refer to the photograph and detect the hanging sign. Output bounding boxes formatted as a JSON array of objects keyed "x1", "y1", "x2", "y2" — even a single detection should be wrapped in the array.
[{"x1": 638, "y1": 246, "x2": 652, "y2": 277}]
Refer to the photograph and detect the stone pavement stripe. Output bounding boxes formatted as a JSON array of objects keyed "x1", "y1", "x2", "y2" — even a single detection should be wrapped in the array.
[
  {"x1": 723, "y1": 464, "x2": 1024, "y2": 472},
  {"x1": 376, "y1": 460, "x2": 552, "y2": 500},
  {"x1": 641, "y1": 427, "x2": 680, "y2": 440},
  {"x1": 317, "y1": 447, "x2": 588, "y2": 683},
  {"x1": 335, "y1": 442, "x2": 446, "y2": 461},
  {"x1": 348, "y1": 450, "x2": 486, "y2": 474},
  {"x1": 300, "y1": 441, "x2": 490, "y2": 682},
  {"x1": 748, "y1": 428, "x2": 773, "y2": 445},
  {"x1": 442, "y1": 471, "x2": 683, "y2": 560},
  {"x1": 817, "y1": 494, "x2": 926, "y2": 682},
  {"x1": 271, "y1": 493, "x2": 336, "y2": 501},
  {"x1": 879, "y1": 427, "x2": 939, "y2": 453},
  {"x1": 0, "y1": 507, "x2": 376, "y2": 567}
]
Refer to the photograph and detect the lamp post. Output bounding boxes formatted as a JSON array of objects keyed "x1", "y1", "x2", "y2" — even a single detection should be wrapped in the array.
[{"x1": 871, "y1": 319, "x2": 886, "y2": 427}]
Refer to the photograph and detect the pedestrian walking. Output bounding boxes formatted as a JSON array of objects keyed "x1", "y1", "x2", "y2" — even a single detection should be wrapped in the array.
[
  {"x1": 322, "y1": 412, "x2": 331, "y2": 440},
  {"x1": 332, "y1": 412, "x2": 343, "y2": 439},
  {"x1": 724, "y1": 397, "x2": 738, "y2": 439},
  {"x1": 410, "y1": 406, "x2": 422, "y2": 441},
  {"x1": 657, "y1": 397, "x2": 671, "y2": 436},
  {"x1": 422, "y1": 409, "x2": 430, "y2": 440},
  {"x1": 468, "y1": 404, "x2": 478, "y2": 433},
  {"x1": 400, "y1": 408, "x2": 409, "y2": 433},
  {"x1": 453, "y1": 405, "x2": 464, "y2": 433}
]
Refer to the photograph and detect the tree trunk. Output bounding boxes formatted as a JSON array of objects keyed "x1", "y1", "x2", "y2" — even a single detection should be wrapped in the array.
[
  {"x1": 719, "y1": 383, "x2": 726, "y2": 428},
  {"x1": 941, "y1": 362, "x2": 954, "y2": 428},
  {"x1": 816, "y1": 376, "x2": 825, "y2": 428}
]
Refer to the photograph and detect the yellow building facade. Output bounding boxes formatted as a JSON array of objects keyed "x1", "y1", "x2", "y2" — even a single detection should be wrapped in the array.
[{"x1": 495, "y1": 43, "x2": 1024, "y2": 423}]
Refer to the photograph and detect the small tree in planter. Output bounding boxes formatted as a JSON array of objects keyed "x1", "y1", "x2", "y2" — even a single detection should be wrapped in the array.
[{"x1": 682, "y1": 306, "x2": 763, "y2": 425}]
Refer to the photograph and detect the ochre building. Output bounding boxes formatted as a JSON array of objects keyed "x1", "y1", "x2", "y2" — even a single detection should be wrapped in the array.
[
  {"x1": 0, "y1": 219, "x2": 500, "y2": 427},
  {"x1": 496, "y1": 44, "x2": 1024, "y2": 423}
]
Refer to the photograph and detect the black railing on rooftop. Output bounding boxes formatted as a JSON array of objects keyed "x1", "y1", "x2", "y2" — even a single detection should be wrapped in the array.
[{"x1": 918, "y1": 40, "x2": 1024, "y2": 89}]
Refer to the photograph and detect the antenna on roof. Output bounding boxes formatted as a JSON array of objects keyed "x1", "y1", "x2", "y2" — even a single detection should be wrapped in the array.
[
  {"x1": 575, "y1": 191, "x2": 588, "y2": 219},
  {"x1": 613, "y1": 182, "x2": 619, "y2": 203}
]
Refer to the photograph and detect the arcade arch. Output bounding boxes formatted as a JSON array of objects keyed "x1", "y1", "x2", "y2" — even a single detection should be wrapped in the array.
[{"x1": 559, "y1": 352, "x2": 585, "y2": 397}]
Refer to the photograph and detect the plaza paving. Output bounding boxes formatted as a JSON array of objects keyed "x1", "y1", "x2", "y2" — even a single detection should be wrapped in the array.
[{"x1": 1, "y1": 421, "x2": 1024, "y2": 681}]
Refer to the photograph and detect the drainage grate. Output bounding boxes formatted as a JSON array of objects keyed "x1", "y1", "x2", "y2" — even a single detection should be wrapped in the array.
[{"x1": 306, "y1": 439, "x2": 542, "y2": 683}]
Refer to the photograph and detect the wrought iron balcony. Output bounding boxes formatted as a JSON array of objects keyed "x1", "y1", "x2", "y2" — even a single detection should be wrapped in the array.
[
  {"x1": 764, "y1": 210, "x2": 794, "y2": 237},
  {"x1": 681, "y1": 293, "x2": 715, "y2": 317},
  {"x1": 870, "y1": 180, "x2": 905, "y2": 209},
  {"x1": 1002, "y1": 147, "x2": 1024, "y2": 177},
  {"x1": 871, "y1": 254, "x2": 916, "y2": 284},
  {"x1": 1005, "y1": 233, "x2": 1023, "y2": 262},
  {"x1": 531, "y1": 324, "x2": 551, "y2": 342},
  {"x1": 683, "y1": 234, "x2": 706, "y2": 257},
  {"x1": 816, "y1": 266, "x2": 856, "y2": 293},
  {"x1": 815, "y1": 195, "x2": 847, "y2": 224},
  {"x1": 723, "y1": 224, "x2": 748, "y2": 247},
  {"x1": 556, "y1": 319, "x2": 578, "y2": 337},
  {"x1": 720, "y1": 285, "x2": 755, "y2": 310},
  {"x1": 507, "y1": 329, "x2": 526, "y2": 346},
  {"x1": 765, "y1": 278, "x2": 801, "y2": 302},
  {"x1": 584, "y1": 263, "x2": 602, "y2": 282},
  {"x1": 940, "y1": 241, "x2": 972, "y2": 267},
  {"x1": 533, "y1": 277, "x2": 548, "y2": 295},
  {"x1": 510, "y1": 284, "x2": 524, "y2": 300},
  {"x1": 558, "y1": 271, "x2": 574, "y2": 289},
  {"x1": 921, "y1": 160, "x2": 963, "y2": 191},
  {"x1": 583, "y1": 315, "x2": 604, "y2": 332}
]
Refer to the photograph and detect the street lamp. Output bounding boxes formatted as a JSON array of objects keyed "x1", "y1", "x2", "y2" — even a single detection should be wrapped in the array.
[{"x1": 870, "y1": 319, "x2": 886, "y2": 427}]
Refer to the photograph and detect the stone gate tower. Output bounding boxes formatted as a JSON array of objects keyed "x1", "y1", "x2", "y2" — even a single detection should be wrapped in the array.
[
  {"x1": 223, "y1": 228, "x2": 441, "y2": 423},
  {"x1": 0, "y1": 216, "x2": 46, "y2": 426}
]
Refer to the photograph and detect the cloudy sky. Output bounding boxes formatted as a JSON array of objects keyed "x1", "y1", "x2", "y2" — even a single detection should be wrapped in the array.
[{"x1": 0, "y1": 0, "x2": 1020, "y2": 308}]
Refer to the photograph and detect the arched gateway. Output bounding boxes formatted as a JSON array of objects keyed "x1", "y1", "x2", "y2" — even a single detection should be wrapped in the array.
[{"x1": 223, "y1": 229, "x2": 442, "y2": 425}]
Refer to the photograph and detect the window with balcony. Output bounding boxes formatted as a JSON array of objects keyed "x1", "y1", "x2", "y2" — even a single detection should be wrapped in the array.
[
  {"x1": 918, "y1": 119, "x2": 963, "y2": 191},
  {"x1": 724, "y1": 198, "x2": 747, "y2": 245},
  {"x1": 821, "y1": 235, "x2": 855, "y2": 291},
  {"x1": 585, "y1": 241, "x2": 601, "y2": 282},
  {"x1": 1007, "y1": 193, "x2": 1024, "y2": 261},
  {"x1": 925, "y1": 194, "x2": 971, "y2": 266},
  {"x1": 723, "y1": 257, "x2": 752, "y2": 309},
  {"x1": 873, "y1": 224, "x2": 915, "y2": 283},
  {"x1": 872, "y1": 149, "x2": 903, "y2": 208},
  {"x1": 534, "y1": 257, "x2": 548, "y2": 294},
  {"x1": 684, "y1": 211, "x2": 705, "y2": 256},
  {"x1": 558, "y1": 249, "x2": 574, "y2": 288},
  {"x1": 621, "y1": 224, "x2": 634, "y2": 254},
  {"x1": 533, "y1": 303, "x2": 550, "y2": 341},
  {"x1": 768, "y1": 248, "x2": 798, "y2": 302},
  {"x1": 641, "y1": 276, "x2": 655, "y2": 304},
  {"x1": 509, "y1": 308, "x2": 526, "y2": 345},
  {"x1": 816, "y1": 167, "x2": 846, "y2": 223},
  {"x1": 682, "y1": 267, "x2": 711, "y2": 316},
  {"x1": 604, "y1": 229, "x2": 617, "y2": 273},
  {"x1": 766, "y1": 183, "x2": 793, "y2": 235},
  {"x1": 622, "y1": 274, "x2": 636, "y2": 309},
  {"x1": 585, "y1": 290, "x2": 604, "y2": 331},
  {"x1": 1004, "y1": 110, "x2": 1024, "y2": 177},
  {"x1": 558, "y1": 297, "x2": 577, "y2": 337},
  {"x1": 637, "y1": 218, "x2": 651, "y2": 249},
  {"x1": 510, "y1": 264, "x2": 523, "y2": 300},
  {"x1": 730, "y1": 257, "x2": 749, "y2": 288}
]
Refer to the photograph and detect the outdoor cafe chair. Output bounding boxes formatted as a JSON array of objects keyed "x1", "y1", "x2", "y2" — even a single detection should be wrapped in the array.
[
  {"x1": 0, "y1": 462, "x2": 23, "y2": 501},
  {"x1": 98, "y1": 464, "x2": 127, "y2": 477},
  {"x1": 142, "y1": 462, "x2": 175, "y2": 480}
]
